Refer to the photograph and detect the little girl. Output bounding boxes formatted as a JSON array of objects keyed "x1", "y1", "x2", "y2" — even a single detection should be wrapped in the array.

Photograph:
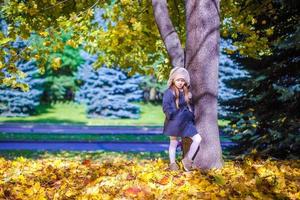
[{"x1": 162, "y1": 67, "x2": 202, "y2": 171}]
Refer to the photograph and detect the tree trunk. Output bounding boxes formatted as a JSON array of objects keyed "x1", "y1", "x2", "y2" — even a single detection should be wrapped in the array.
[
  {"x1": 152, "y1": 0, "x2": 223, "y2": 169},
  {"x1": 185, "y1": 0, "x2": 223, "y2": 169},
  {"x1": 149, "y1": 87, "x2": 156, "y2": 101}
]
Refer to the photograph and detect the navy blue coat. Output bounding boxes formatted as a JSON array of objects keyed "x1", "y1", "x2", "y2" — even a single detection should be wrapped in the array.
[{"x1": 162, "y1": 88, "x2": 198, "y2": 137}]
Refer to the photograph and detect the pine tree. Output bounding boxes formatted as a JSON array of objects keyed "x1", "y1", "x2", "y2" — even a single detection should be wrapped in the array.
[
  {"x1": 0, "y1": 40, "x2": 44, "y2": 117},
  {"x1": 218, "y1": 39, "x2": 249, "y2": 118},
  {"x1": 75, "y1": 51, "x2": 143, "y2": 119},
  {"x1": 223, "y1": 1, "x2": 300, "y2": 159}
]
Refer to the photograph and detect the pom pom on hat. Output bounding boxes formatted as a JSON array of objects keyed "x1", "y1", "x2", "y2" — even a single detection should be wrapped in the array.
[{"x1": 167, "y1": 67, "x2": 191, "y2": 87}]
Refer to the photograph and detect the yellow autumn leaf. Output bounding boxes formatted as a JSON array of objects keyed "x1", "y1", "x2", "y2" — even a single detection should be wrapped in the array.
[
  {"x1": 133, "y1": 21, "x2": 142, "y2": 32},
  {"x1": 0, "y1": 38, "x2": 12, "y2": 45},
  {"x1": 121, "y1": 0, "x2": 130, "y2": 5},
  {"x1": 43, "y1": 41, "x2": 51, "y2": 46},
  {"x1": 38, "y1": 31, "x2": 49, "y2": 37},
  {"x1": 66, "y1": 39, "x2": 77, "y2": 48},
  {"x1": 130, "y1": 17, "x2": 137, "y2": 24},
  {"x1": 51, "y1": 57, "x2": 62, "y2": 70},
  {"x1": 266, "y1": 28, "x2": 274, "y2": 36}
]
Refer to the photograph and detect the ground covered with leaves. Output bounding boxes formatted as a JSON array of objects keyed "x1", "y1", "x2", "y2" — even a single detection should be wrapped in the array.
[{"x1": 0, "y1": 151, "x2": 299, "y2": 199}]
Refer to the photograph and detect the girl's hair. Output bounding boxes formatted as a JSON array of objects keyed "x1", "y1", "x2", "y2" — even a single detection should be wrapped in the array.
[{"x1": 170, "y1": 82, "x2": 192, "y2": 111}]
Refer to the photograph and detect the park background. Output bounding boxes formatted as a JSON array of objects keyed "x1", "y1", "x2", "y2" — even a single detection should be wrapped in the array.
[{"x1": 0, "y1": 0, "x2": 299, "y2": 199}]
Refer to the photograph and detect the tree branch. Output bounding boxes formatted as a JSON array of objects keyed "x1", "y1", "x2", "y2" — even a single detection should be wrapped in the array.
[{"x1": 151, "y1": 0, "x2": 184, "y2": 69}]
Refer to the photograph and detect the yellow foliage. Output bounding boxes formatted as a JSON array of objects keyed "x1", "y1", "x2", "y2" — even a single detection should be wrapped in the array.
[
  {"x1": 66, "y1": 39, "x2": 77, "y2": 48},
  {"x1": 0, "y1": 0, "x2": 288, "y2": 90},
  {"x1": 0, "y1": 154, "x2": 299, "y2": 199},
  {"x1": 51, "y1": 57, "x2": 62, "y2": 70}
]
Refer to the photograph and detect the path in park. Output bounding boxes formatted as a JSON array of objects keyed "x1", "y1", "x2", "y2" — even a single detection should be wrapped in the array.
[{"x1": 0, "y1": 122, "x2": 235, "y2": 152}]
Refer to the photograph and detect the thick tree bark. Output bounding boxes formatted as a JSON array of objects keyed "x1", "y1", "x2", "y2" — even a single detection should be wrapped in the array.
[
  {"x1": 185, "y1": 0, "x2": 223, "y2": 169},
  {"x1": 152, "y1": 0, "x2": 224, "y2": 169}
]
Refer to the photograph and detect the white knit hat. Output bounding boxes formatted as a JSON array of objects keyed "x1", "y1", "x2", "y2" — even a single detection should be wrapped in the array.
[{"x1": 167, "y1": 67, "x2": 190, "y2": 88}]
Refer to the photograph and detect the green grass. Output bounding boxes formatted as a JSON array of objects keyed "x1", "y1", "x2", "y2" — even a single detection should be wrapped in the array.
[
  {"x1": 0, "y1": 133, "x2": 168, "y2": 142},
  {"x1": 0, "y1": 101, "x2": 230, "y2": 126},
  {"x1": 0, "y1": 133, "x2": 233, "y2": 142},
  {"x1": 0, "y1": 102, "x2": 165, "y2": 126}
]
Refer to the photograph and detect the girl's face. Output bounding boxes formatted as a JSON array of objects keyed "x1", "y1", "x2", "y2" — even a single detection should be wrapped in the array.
[{"x1": 174, "y1": 78, "x2": 186, "y2": 89}]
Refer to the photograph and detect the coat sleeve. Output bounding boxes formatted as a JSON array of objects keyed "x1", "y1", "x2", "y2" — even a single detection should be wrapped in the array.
[{"x1": 162, "y1": 90, "x2": 178, "y2": 120}]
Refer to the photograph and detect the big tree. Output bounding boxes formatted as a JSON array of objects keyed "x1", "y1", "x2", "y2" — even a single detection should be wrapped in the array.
[
  {"x1": 152, "y1": 0, "x2": 223, "y2": 168},
  {"x1": 0, "y1": 0, "x2": 276, "y2": 169}
]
